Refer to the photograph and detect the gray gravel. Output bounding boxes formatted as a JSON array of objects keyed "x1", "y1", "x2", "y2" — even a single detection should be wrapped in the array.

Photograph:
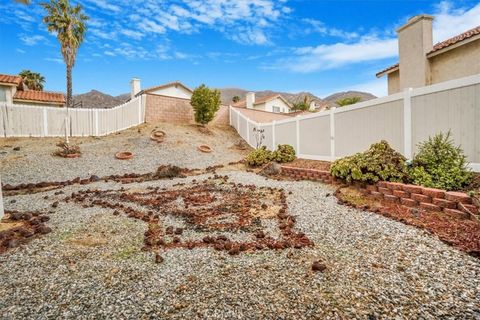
[
  {"x1": 1, "y1": 125, "x2": 479, "y2": 319},
  {"x1": 1, "y1": 170, "x2": 479, "y2": 319},
  {"x1": 0, "y1": 123, "x2": 248, "y2": 185}
]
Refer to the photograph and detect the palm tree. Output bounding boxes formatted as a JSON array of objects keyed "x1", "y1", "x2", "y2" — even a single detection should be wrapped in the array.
[
  {"x1": 15, "y1": 0, "x2": 30, "y2": 4},
  {"x1": 336, "y1": 96, "x2": 362, "y2": 107},
  {"x1": 19, "y1": 70, "x2": 46, "y2": 91},
  {"x1": 41, "y1": 0, "x2": 88, "y2": 108},
  {"x1": 232, "y1": 96, "x2": 240, "y2": 103}
]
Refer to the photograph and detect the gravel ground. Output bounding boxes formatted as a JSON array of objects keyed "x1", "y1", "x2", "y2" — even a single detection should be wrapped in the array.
[
  {"x1": 0, "y1": 123, "x2": 249, "y2": 185},
  {"x1": 1, "y1": 126, "x2": 479, "y2": 319}
]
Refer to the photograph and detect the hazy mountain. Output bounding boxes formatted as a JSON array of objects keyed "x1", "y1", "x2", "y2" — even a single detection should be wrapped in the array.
[
  {"x1": 323, "y1": 91, "x2": 377, "y2": 108},
  {"x1": 73, "y1": 88, "x2": 376, "y2": 110},
  {"x1": 73, "y1": 90, "x2": 129, "y2": 108},
  {"x1": 218, "y1": 88, "x2": 325, "y2": 107}
]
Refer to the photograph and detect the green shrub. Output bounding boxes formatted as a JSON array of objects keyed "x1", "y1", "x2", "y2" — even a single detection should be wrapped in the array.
[
  {"x1": 271, "y1": 144, "x2": 296, "y2": 163},
  {"x1": 190, "y1": 84, "x2": 221, "y2": 125},
  {"x1": 330, "y1": 140, "x2": 408, "y2": 183},
  {"x1": 410, "y1": 132, "x2": 473, "y2": 190},
  {"x1": 246, "y1": 144, "x2": 296, "y2": 166},
  {"x1": 246, "y1": 146, "x2": 273, "y2": 166}
]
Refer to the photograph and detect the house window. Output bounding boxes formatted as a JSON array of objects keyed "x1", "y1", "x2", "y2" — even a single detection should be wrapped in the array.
[{"x1": 272, "y1": 106, "x2": 281, "y2": 113}]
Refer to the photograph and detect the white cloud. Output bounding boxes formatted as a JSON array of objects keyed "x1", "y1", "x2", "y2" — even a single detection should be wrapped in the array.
[
  {"x1": 302, "y1": 19, "x2": 359, "y2": 40},
  {"x1": 272, "y1": 0, "x2": 480, "y2": 73},
  {"x1": 432, "y1": 1, "x2": 480, "y2": 42},
  {"x1": 20, "y1": 34, "x2": 47, "y2": 46},
  {"x1": 45, "y1": 57, "x2": 63, "y2": 64},
  {"x1": 120, "y1": 29, "x2": 144, "y2": 40},
  {"x1": 84, "y1": 0, "x2": 121, "y2": 13},
  {"x1": 344, "y1": 79, "x2": 388, "y2": 98}
]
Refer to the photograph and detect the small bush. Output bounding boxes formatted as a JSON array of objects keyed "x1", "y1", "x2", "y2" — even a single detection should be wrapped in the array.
[
  {"x1": 246, "y1": 144, "x2": 296, "y2": 166},
  {"x1": 330, "y1": 140, "x2": 408, "y2": 183},
  {"x1": 246, "y1": 146, "x2": 273, "y2": 166},
  {"x1": 410, "y1": 132, "x2": 473, "y2": 190},
  {"x1": 271, "y1": 144, "x2": 296, "y2": 163}
]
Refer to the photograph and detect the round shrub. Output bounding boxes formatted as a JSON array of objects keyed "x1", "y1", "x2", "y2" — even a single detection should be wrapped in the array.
[
  {"x1": 410, "y1": 132, "x2": 473, "y2": 191},
  {"x1": 330, "y1": 140, "x2": 408, "y2": 183},
  {"x1": 271, "y1": 144, "x2": 296, "y2": 163},
  {"x1": 246, "y1": 146, "x2": 273, "y2": 166}
]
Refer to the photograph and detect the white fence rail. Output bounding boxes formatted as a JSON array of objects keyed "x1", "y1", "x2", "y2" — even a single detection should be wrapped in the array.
[
  {"x1": 230, "y1": 74, "x2": 480, "y2": 172},
  {"x1": 0, "y1": 96, "x2": 145, "y2": 137}
]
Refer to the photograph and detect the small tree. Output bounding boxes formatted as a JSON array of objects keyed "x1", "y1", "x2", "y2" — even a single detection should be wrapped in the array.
[
  {"x1": 336, "y1": 96, "x2": 362, "y2": 107},
  {"x1": 190, "y1": 84, "x2": 221, "y2": 125},
  {"x1": 291, "y1": 96, "x2": 310, "y2": 111},
  {"x1": 232, "y1": 95, "x2": 240, "y2": 103}
]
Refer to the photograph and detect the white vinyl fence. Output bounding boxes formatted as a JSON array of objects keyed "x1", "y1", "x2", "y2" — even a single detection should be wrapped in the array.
[
  {"x1": 230, "y1": 74, "x2": 480, "y2": 172},
  {"x1": 0, "y1": 96, "x2": 145, "y2": 137}
]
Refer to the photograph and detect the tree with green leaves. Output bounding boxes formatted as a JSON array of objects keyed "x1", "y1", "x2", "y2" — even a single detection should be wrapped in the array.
[
  {"x1": 336, "y1": 96, "x2": 362, "y2": 107},
  {"x1": 41, "y1": 0, "x2": 88, "y2": 108},
  {"x1": 291, "y1": 96, "x2": 310, "y2": 111},
  {"x1": 19, "y1": 70, "x2": 46, "y2": 91},
  {"x1": 190, "y1": 84, "x2": 221, "y2": 125},
  {"x1": 15, "y1": 0, "x2": 30, "y2": 4},
  {"x1": 232, "y1": 95, "x2": 240, "y2": 103}
]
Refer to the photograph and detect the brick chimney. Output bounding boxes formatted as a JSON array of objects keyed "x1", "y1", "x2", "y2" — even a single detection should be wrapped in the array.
[
  {"x1": 246, "y1": 92, "x2": 255, "y2": 109},
  {"x1": 397, "y1": 15, "x2": 434, "y2": 90},
  {"x1": 130, "y1": 77, "x2": 141, "y2": 99}
]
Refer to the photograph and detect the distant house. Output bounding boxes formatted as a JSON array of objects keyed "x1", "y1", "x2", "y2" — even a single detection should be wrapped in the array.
[
  {"x1": 133, "y1": 79, "x2": 193, "y2": 100},
  {"x1": 376, "y1": 15, "x2": 480, "y2": 95},
  {"x1": 233, "y1": 92, "x2": 293, "y2": 113},
  {"x1": 0, "y1": 73, "x2": 65, "y2": 107}
]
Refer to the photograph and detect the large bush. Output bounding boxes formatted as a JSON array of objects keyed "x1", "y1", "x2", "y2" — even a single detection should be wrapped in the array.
[
  {"x1": 330, "y1": 140, "x2": 408, "y2": 183},
  {"x1": 271, "y1": 144, "x2": 296, "y2": 163},
  {"x1": 410, "y1": 132, "x2": 472, "y2": 190},
  {"x1": 190, "y1": 84, "x2": 221, "y2": 125}
]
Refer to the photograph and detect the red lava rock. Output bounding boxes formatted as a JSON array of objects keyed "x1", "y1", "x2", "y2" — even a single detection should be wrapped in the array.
[
  {"x1": 224, "y1": 242, "x2": 233, "y2": 251},
  {"x1": 155, "y1": 253, "x2": 164, "y2": 264},
  {"x1": 174, "y1": 228, "x2": 184, "y2": 235},
  {"x1": 36, "y1": 226, "x2": 52, "y2": 235},
  {"x1": 228, "y1": 247, "x2": 240, "y2": 255},
  {"x1": 173, "y1": 237, "x2": 180, "y2": 243},
  {"x1": 312, "y1": 261, "x2": 327, "y2": 272},
  {"x1": 7, "y1": 239, "x2": 20, "y2": 248},
  {"x1": 261, "y1": 204, "x2": 268, "y2": 210},
  {"x1": 51, "y1": 202, "x2": 59, "y2": 208},
  {"x1": 214, "y1": 243, "x2": 224, "y2": 251},
  {"x1": 165, "y1": 226, "x2": 174, "y2": 235}
]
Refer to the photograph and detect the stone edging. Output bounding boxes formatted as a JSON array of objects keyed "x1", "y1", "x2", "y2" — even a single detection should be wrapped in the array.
[{"x1": 280, "y1": 165, "x2": 479, "y2": 217}]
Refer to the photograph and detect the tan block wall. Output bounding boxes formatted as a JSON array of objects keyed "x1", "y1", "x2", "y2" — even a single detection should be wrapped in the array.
[
  {"x1": 145, "y1": 93, "x2": 229, "y2": 126},
  {"x1": 387, "y1": 70, "x2": 401, "y2": 94}
]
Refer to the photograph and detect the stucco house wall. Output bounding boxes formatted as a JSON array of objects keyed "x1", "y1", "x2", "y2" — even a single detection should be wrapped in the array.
[
  {"x1": 388, "y1": 71, "x2": 401, "y2": 94},
  {"x1": 264, "y1": 98, "x2": 291, "y2": 113},
  {"x1": 148, "y1": 85, "x2": 192, "y2": 100},
  {"x1": 429, "y1": 40, "x2": 480, "y2": 84}
]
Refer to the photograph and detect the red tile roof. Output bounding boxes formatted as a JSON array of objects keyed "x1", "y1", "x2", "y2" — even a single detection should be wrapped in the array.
[
  {"x1": 0, "y1": 74, "x2": 22, "y2": 86},
  {"x1": 375, "y1": 63, "x2": 399, "y2": 78},
  {"x1": 429, "y1": 25, "x2": 480, "y2": 54},
  {"x1": 376, "y1": 25, "x2": 480, "y2": 77},
  {"x1": 14, "y1": 90, "x2": 65, "y2": 105},
  {"x1": 233, "y1": 94, "x2": 292, "y2": 108}
]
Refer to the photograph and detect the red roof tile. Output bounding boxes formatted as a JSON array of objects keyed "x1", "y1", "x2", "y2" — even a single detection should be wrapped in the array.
[
  {"x1": 375, "y1": 63, "x2": 399, "y2": 78},
  {"x1": 429, "y1": 25, "x2": 480, "y2": 54},
  {"x1": 14, "y1": 90, "x2": 65, "y2": 105},
  {"x1": 0, "y1": 74, "x2": 22, "y2": 86}
]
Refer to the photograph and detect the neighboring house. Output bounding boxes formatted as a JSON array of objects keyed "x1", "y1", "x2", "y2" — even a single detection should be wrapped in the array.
[
  {"x1": 376, "y1": 15, "x2": 480, "y2": 95},
  {"x1": 133, "y1": 79, "x2": 193, "y2": 99},
  {"x1": 131, "y1": 78, "x2": 229, "y2": 125},
  {"x1": 0, "y1": 73, "x2": 65, "y2": 107},
  {"x1": 233, "y1": 92, "x2": 293, "y2": 113}
]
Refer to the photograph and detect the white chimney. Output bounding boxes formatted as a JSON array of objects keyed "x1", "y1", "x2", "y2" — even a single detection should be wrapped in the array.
[
  {"x1": 130, "y1": 77, "x2": 141, "y2": 99},
  {"x1": 246, "y1": 92, "x2": 255, "y2": 109}
]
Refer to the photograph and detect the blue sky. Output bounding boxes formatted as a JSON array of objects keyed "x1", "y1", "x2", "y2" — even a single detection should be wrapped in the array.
[{"x1": 0, "y1": 0, "x2": 479, "y2": 97}]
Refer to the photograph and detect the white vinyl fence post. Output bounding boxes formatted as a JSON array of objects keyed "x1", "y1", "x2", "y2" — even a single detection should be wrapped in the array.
[
  {"x1": 229, "y1": 106, "x2": 232, "y2": 126},
  {"x1": 403, "y1": 87, "x2": 413, "y2": 159},
  {"x1": 138, "y1": 96, "x2": 142, "y2": 124},
  {"x1": 296, "y1": 117, "x2": 300, "y2": 155},
  {"x1": 330, "y1": 107, "x2": 336, "y2": 160},
  {"x1": 0, "y1": 175, "x2": 4, "y2": 219},
  {"x1": 95, "y1": 109, "x2": 99, "y2": 136},
  {"x1": 271, "y1": 120, "x2": 276, "y2": 151},
  {"x1": 246, "y1": 119, "x2": 250, "y2": 146},
  {"x1": 237, "y1": 110, "x2": 240, "y2": 131},
  {"x1": 43, "y1": 108, "x2": 48, "y2": 137}
]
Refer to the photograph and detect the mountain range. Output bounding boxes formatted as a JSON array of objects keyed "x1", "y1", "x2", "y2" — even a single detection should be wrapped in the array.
[{"x1": 73, "y1": 88, "x2": 376, "y2": 109}]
